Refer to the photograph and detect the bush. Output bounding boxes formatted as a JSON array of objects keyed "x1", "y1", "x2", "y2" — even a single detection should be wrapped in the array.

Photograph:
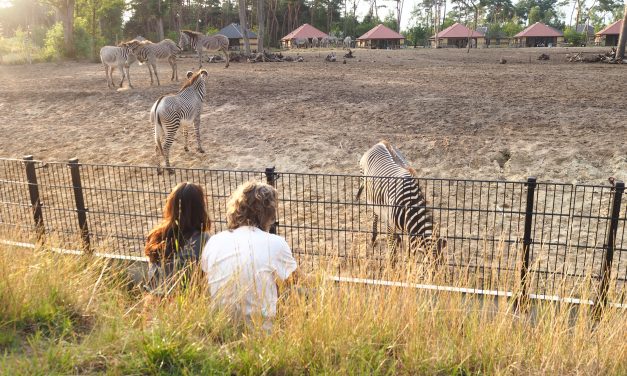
[
  {"x1": 0, "y1": 27, "x2": 44, "y2": 64},
  {"x1": 42, "y1": 19, "x2": 94, "y2": 60},
  {"x1": 42, "y1": 22, "x2": 64, "y2": 60},
  {"x1": 564, "y1": 27, "x2": 586, "y2": 46}
]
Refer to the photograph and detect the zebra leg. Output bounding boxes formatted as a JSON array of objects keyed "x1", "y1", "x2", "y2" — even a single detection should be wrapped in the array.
[
  {"x1": 119, "y1": 63, "x2": 126, "y2": 88},
  {"x1": 152, "y1": 61, "x2": 160, "y2": 86},
  {"x1": 194, "y1": 115, "x2": 205, "y2": 153},
  {"x1": 387, "y1": 224, "x2": 401, "y2": 266},
  {"x1": 223, "y1": 48, "x2": 229, "y2": 68},
  {"x1": 162, "y1": 131, "x2": 176, "y2": 174},
  {"x1": 183, "y1": 126, "x2": 190, "y2": 152},
  {"x1": 147, "y1": 64, "x2": 154, "y2": 86},
  {"x1": 169, "y1": 56, "x2": 177, "y2": 81},
  {"x1": 155, "y1": 143, "x2": 163, "y2": 175},
  {"x1": 104, "y1": 65, "x2": 112, "y2": 88},
  {"x1": 126, "y1": 65, "x2": 133, "y2": 89},
  {"x1": 371, "y1": 213, "x2": 379, "y2": 245}
]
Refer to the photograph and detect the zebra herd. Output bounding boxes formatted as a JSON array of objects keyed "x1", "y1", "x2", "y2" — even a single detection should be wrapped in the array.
[
  {"x1": 100, "y1": 34, "x2": 444, "y2": 264},
  {"x1": 146, "y1": 72, "x2": 445, "y2": 262},
  {"x1": 99, "y1": 30, "x2": 229, "y2": 89},
  {"x1": 290, "y1": 36, "x2": 353, "y2": 49}
]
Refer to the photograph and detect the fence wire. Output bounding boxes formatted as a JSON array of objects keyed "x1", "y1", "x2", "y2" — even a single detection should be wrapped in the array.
[{"x1": 0, "y1": 157, "x2": 624, "y2": 303}]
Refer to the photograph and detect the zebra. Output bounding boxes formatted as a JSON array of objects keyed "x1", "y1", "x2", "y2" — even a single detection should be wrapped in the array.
[
  {"x1": 321, "y1": 36, "x2": 338, "y2": 48},
  {"x1": 356, "y1": 140, "x2": 446, "y2": 264},
  {"x1": 151, "y1": 69, "x2": 209, "y2": 174},
  {"x1": 310, "y1": 37, "x2": 319, "y2": 48},
  {"x1": 100, "y1": 43, "x2": 137, "y2": 89},
  {"x1": 291, "y1": 38, "x2": 309, "y2": 49},
  {"x1": 178, "y1": 30, "x2": 229, "y2": 68},
  {"x1": 343, "y1": 36, "x2": 352, "y2": 49},
  {"x1": 123, "y1": 39, "x2": 180, "y2": 86}
]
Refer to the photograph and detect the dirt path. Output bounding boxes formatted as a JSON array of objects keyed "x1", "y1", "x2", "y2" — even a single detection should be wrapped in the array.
[{"x1": 0, "y1": 47, "x2": 625, "y2": 184}]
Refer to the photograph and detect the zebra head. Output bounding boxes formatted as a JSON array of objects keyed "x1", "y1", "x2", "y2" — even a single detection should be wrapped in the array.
[
  {"x1": 123, "y1": 40, "x2": 149, "y2": 63},
  {"x1": 177, "y1": 32, "x2": 188, "y2": 49},
  {"x1": 178, "y1": 31, "x2": 194, "y2": 50},
  {"x1": 180, "y1": 69, "x2": 209, "y2": 100}
]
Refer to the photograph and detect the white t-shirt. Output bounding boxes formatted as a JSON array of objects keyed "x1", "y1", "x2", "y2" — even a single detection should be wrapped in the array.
[{"x1": 201, "y1": 226, "x2": 297, "y2": 326}]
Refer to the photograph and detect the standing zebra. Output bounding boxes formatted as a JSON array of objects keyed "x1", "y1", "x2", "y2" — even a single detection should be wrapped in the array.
[
  {"x1": 100, "y1": 43, "x2": 136, "y2": 89},
  {"x1": 151, "y1": 69, "x2": 209, "y2": 174},
  {"x1": 178, "y1": 30, "x2": 229, "y2": 68},
  {"x1": 356, "y1": 141, "x2": 446, "y2": 264},
  {"x1": 124, "y1": 39, "x2": 180, "y2": 86}
]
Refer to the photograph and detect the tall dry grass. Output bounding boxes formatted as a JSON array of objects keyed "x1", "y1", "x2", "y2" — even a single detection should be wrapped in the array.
[{"x1": 0, "y1": 235, "x2": 625, "y2": 375}]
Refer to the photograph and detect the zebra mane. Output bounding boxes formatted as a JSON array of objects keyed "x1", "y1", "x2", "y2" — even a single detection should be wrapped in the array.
[
  {"x1": 179, "y1": 70, "x2": 207, "y2": 92},
  {"x1": 181, "y1": 30, "x2": 201, "y2": 37},
  {"x1": 379, "y1": 140, "x2": 419, "y2": 179}
]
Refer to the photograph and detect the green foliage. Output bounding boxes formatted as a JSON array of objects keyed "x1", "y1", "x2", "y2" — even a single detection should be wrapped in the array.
[
  {"x1": 72, "y1": 17, "x2": 93, "y2": 58},
  {"x1": 528, "y1": 5, "x2": 542, "y2": 23},
  {"x1": 404, "y1": 25, "x2": 430, "y2": 46},
  {"x1": 383, "y1": 12, "x2": 398, "y2": 32},
  {"x1": 42, "y1": 22, "x2": 64, "y2": 60},
  {"x1": 502, "y1": 20, "x2": 523, "y2": 36},
  {"x1": 564, "y1": 27, "x2": 586, "y2": 45},
  {"x1": 205, "y1": 26, "x2": 220, "y2": 36}
]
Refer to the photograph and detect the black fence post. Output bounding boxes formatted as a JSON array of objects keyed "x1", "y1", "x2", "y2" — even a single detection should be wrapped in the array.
[
  {"x1": 265, "y1": 167, "x2": 279, "y2": 234},
  {"x1": 23, "y1": 155, "x2": 45, "y2": 242},
  {"x1": 516, "y1": 176, "x2": 537, "y2": 309},
  {"x1": 68, "y1": 158, "x2": 91, "y2": 253},
  {"x1": 595, "y1": 180, "x2": 624, "y2": 313}
]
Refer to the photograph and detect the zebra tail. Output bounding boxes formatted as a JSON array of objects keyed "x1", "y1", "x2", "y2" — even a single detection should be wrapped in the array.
[{"x1": 151, "y1": 96, "x2": 166, "y2": 155}]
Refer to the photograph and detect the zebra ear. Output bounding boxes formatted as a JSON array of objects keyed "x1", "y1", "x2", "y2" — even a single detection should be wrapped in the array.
[
  {"x1": 200, "y1": 70, "x2": 208, "y2": 77},
  {"x1": 186, "y1": 71, "x2": 194, "y2": 79}
]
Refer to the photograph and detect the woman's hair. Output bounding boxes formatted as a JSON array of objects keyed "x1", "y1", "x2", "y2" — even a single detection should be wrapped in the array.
[
  {"x1": 145, "y1": 182, "x2": 210, "y2": 263},
  {"x1": 226, "y1": 181, "x2": 277, "y2": 231}
]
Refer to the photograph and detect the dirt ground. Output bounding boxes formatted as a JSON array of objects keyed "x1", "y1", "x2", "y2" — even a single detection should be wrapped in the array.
[{"x1": 0, "y1": 47, "x2": 625, "y2": 184}]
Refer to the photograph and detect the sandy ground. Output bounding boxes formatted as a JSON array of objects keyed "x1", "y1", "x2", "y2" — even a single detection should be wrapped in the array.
[{"x1": 0, "y1": 47, "x2": 625, "y2": 184}]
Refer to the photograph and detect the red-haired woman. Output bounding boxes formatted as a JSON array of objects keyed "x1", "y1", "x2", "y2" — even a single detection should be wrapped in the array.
[{"x1": 144, "y1": 182, "x2": 211, "y2": 296}]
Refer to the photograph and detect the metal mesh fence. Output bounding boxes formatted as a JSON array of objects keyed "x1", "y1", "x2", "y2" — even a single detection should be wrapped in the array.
[{"x1": 0, "y1": 157, "x2": 624, "y2": 303}]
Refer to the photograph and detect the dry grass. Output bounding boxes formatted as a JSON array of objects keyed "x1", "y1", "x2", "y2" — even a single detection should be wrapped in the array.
[{"x1": 0, "y1": 234, "x2": 626, "y2": 375}]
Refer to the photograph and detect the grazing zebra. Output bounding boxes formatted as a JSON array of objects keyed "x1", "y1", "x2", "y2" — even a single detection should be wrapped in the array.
[
  {"x1": 123, "y1": 39, "x2": 180, "y2": 86},
  {"x1": 100, "y1": 44, "x2": 137, "y2": 89},
  {"x1": 151, "y1": 69, "x2": 209, "y2": 174},
  {"x1": 311, "y1": 37, "x2": 319, "y2": 48},
  {"x1": 291, "y1": 38, "x2": 309, "y2": 49},
  {"x1": 178, "y1": 30, "x2": 229, "y2": 68},
  {"x1": 356, "y1": 141, "x2": 446, "y2": 264}
]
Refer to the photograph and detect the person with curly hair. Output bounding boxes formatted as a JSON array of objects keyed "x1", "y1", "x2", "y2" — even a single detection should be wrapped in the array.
[
  {"x1": 201, "y1": 181, "x2": 297, "y2": 330},
  {"x1": 144, "y1": 182, "x2": 211, "y2": 297}
]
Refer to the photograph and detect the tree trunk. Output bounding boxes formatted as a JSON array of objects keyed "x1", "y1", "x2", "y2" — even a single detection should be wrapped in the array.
[
  {"x1": 63, "y1": 0, "x2": 76, "y2": 57},
  {"x1": 257, "y1": 0, "x2": 265, "y2": 52},
  {"x1": 239, "y1": 0, "x2": 251, "y2": 54},
  {"x1": 395, "y1": 0, "x2": 403, "y2": 32},
  {"x1": 157, "y1": 0, "x2": 165, "y2": 40},
  {"x1": 617, "y1": 4, "x2": 627, "y2": 60},
  {"x1": 91, "y1": 2, "x2": 96, "y2": 61},
  {"x1": 434, "y1": 0, "x2": 440, "y2": 48},
  {"x1": 467, "y1": 5, "x2": 477, "y2": 53}
]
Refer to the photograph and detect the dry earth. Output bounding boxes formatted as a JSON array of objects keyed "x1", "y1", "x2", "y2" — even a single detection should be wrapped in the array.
[{"x1": 0, "y1": 47, "x2": 625, "y2": 184}]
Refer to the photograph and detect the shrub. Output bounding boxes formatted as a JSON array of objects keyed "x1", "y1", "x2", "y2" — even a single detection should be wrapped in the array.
[
  {"x1": 42, "y1": 22, "x2": 64, "y2": 60},
  {"x1": 564, "y1": 27, "x2": 586, "y2": 46}
]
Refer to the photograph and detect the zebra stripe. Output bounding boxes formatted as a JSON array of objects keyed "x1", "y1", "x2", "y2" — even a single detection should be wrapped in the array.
[
  {"x1": 178, "y1": 30, "x2": 230, "y2": 68},
  {"x1": 125, "y1": 39, "x2": 180, "y2": 86},
  {"x1": 99, "y1": 44, "x2": 136, "y2": 89},
  {"x1": 151, "y1": 69, "x2": 209, "y2": 174},
  {"x1": 357, "y1": 141, "x2": 445, "y2": 262}
]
